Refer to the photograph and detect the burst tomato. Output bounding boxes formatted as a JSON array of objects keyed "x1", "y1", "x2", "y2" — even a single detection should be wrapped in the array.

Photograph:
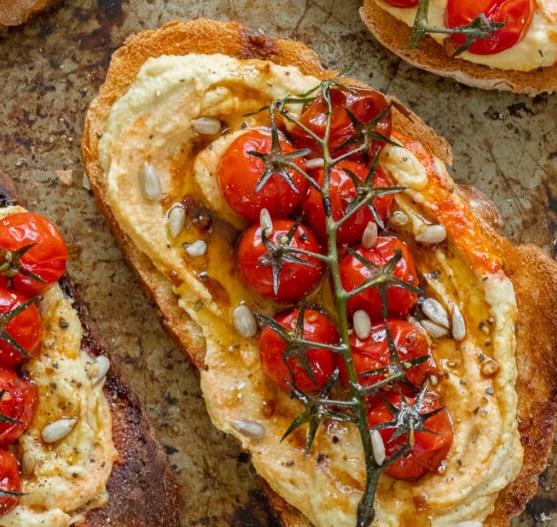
[
  {"x1": 0, "y1": 212, "x2": 68, "y2": 296},
  {"x1": 446, "y1": 0, "x2": 534, "y2": 55},
  {"x1": 237, "y1": 219, "x2": 324, "y2": 303},
  {"x1": 217, "y1": 130, "x2": 308, "y2": 222},
  {"x1": 259, "y1": 308, "x2": 338, "y2": 393},
  {"x1": 0, "y1": 287, "x2": 41, "y2": 368},
  {"x1": 339, "y1": 236, "x2": 419, "y2": 319},
  {"x1": 302, "y1": 161, "x2": 393, "y2": 245},
  {"x1": 367, "y1": 392, "x2": 453, "y2": 480},
  {"x1": 0, "y1": 368, "x2": 38, "y2": 447},
  {"x1": 339, "y1": 320, "x2": 437, "y2": 389},
  {"x1": 291, "y1": 86, "x2": 391, "y2": 156},
  {"x1": 0, "y1": 449, "x2": 21, "y2": 515}
]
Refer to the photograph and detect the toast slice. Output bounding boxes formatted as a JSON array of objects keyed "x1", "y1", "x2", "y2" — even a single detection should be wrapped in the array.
[
  {"x1": 82, "y1": 19, "x2": 557, "y2": 526},
  {"x1": 0, "y1": 170, "x2": 181, "y2": 527},
  {"x1": 0, "y1": 0, "x2": 60, "y2": 27},
  {"x1": 359, "y1": 0, "x2": 557, "y2": 95}
]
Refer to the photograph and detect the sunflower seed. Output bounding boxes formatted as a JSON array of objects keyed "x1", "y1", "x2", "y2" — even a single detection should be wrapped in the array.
[
  {"x1": 415, "y1": 224, "x2": 446, "y2": 245},
  {"x1": 452, "y1": 305, "x2": 466, "y2": 341},
  {"x1": 370, "y1": 429, "x2": 385, "y2": 465},
  {"x1": 305, "y1": 157, "x2": 324, "y2": 169},
  {"x1": 21, "y1": 451, "x2": 36, "y2": 476},
  {"x1": 259, "y1": 208, "x2": 273, "y2": 237},
  {"x1": 192, "y1": 117, "x2": 221, "y2": 135},
  {"x1": 167, "y1": 204, "x2": 186, "y2": 238},
  {"x1": 353, "y1": 310, "x2": 372, "y2": 340},
  {"x1": 230, "y1": 419, "x2": 265, "y2": 439},
  {"x1": 185, "y1": 240, "x2": 207, "y2": 257},
  {"x1": 388, "y1": 211, "x2": 409, "y2": 228},
  {"x1": 420, "y1": 319, "x2": 449, "y2": 339},
  {"x1": 233, "y1": 305, "x2": 258, "y2": 338},
  {"x1": 140, "y1": 162, "x2": 162, "y2": 200},
  {"x1": 88, "y1": 355, "x2": 110, "y2": 385},
  {"x1": 361, "y1": 222, "x2": 378, "y2": 249},
  {"x1": 422, "y1": 298, "x2": 449, "y2": 329},
  {"x1": 42, "y1": 418, "x2": 78, "y2": 443}
]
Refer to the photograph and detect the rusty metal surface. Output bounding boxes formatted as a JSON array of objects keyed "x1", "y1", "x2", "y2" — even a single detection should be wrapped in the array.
[{"x1": 0, "y1": 1, "x2": 555, "y2": 526}]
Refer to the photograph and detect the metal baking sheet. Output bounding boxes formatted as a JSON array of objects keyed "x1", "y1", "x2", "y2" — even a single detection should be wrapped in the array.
[{"x1": 0, "y1": 0, "x2": 555, "y2": 525}]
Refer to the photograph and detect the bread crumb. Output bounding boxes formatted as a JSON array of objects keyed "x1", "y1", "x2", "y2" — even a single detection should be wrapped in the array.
[{"x1": 56, "y1": 170, "x2": 73, "y2": 185}]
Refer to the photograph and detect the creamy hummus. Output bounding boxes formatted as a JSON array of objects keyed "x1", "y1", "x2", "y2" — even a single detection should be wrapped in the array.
[
  {"x1": 0, "y1": 207, "x2": 117, "y2": 527},
  {"x1": 99, "y1": 54, "x2": 523, "y2": 526},
  {"x1": 375, "y1": 0, "x2": 557, "y2": 71}
]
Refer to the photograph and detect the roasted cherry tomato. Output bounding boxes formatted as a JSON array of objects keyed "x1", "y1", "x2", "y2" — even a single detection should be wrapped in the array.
[
  {"x1": 0, "y1": 287, "x2": 41, "y2": 368},
  {"x1": 302, "y1": 161, "x2": 393, "y2": 245},
  {"x1": 0, "y1": 449, "x2": 21, "y2": 516},
  {"x1": 339, "y1": 236, "x2": 419, "y2": 319},
  {"x1": 446, "y1": 0, "x2": 534, "y2": 55},
  {"x1": 383, "y1": 0, "x2": 418, "y2": 6},
  {"x1": 339, "y1": 320, "x2": 437, "y2": 390},
  {"x1": 237, "y1": 219, "x2": 324, "y2": 303},
  {"x1": 367, "y1": 392, "x2": 453, "y2": 480},
  {"x1": 0, "y1": 368, "x2": 38, "y2": 447},
  {"x1": 218, "y1": 130, "x2": 308, "y2": 222},
  {"x1": 259, "y1": 308, "x2": 339, "y2": 393},
  {"x1": 0, "y1": 212, "x2": 68, "y2": 296},
  {"x1": 291, "y1": 86, "x2": 391, "y2": 156}
]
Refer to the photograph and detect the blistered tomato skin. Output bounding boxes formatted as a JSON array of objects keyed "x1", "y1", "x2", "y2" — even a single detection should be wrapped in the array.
[
  {"x1": 0, "y1": 212, "x2": 68, "y2": 296},
  {"x1": 339, "y1": 236, "x2": 419, "y2": 319},
  {"x1": 217, "y1": 130, "x2": 308, "y2": 222},
  {"x1": 338, "y1": 320, "x2": 437, "y2": 389},
  {"x1": 259, "y1": 308, "x2": 339, "y2": 393},
  {"x1": 237, "y1": 220, "x2": 323, "y2": 303},
  {"x1": 0, "y1": 287, "x2": 41, "y2": 369},
  {"x1": 0, "y1": 449, "x2": 21, "y2": 515},
  {"x1": 291, "y1": 86, "x2": 392, "y2": 156},
  {"x1": 302, "y1": 161, "x2": 393, "y2": 245},
  {"x1": 0, "y1": 368, "x2": 38, "y2": 447},
  {"x1": 446, "y1": 0, "x2": 534, "y2": 55},
  {"x1": 367, "y1": 392, "x2": 453, "y2": 480}
]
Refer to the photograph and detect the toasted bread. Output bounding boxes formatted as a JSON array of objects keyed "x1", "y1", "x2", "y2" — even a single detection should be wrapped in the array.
[
  {"x1": 359, "y1": 0, "x2": 557, "y2": 95},
  {"x1": 0, "y1": 0, "x2": 60, "y2": 27},
  {"x1": 82, "y1": 19, "x2": 557, "y2": 526},
  {"x1": 0, "y1": 170, "x2": 180, "y2": 527}
]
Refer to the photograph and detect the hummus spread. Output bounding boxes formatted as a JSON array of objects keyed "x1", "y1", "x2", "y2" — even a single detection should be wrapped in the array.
[
  {"x1": 99, "y1": 54, "x2": 523, "y2": 526},
  {"x1": 374, "y1": 0, "x2": 557, "y2": 71},
  {"x1": 0, "y1": 207, "x2": 117, "y2": 527}
]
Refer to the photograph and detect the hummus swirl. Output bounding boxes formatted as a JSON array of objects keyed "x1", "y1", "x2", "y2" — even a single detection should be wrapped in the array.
[{"x1": 99, "y1": 54, "x2": 523, "y2": 526}]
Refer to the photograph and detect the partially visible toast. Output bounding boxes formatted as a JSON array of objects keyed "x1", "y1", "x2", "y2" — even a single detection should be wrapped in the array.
[
  {"x1": 0, "y1": 0, "x2": 60, "y2": 27},
  {"x1": 0, "y1": 170, "x2": 181, "y2": 527},
  {"x1": 82, "y1": 19, "x2": 557, "y2": 526},
  {"x1": 359, "y1": 0, "x2": 557, "y2": 95}
]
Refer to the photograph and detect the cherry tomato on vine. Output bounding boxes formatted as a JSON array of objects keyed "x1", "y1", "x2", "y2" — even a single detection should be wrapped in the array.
[
  {"x1": 0, "y1": 212, "x2": 68, "y2": 296},
  {"x1": 259, "y1": 308, "x2": 339, "y2": 393},
  {"x1": 339, "y1": 236, "x2": 419, "y2": 319},
  {"x1": 237, "y1": 220, "x2": 324, "y2": 303},
  {"x1": 338, "y1": 320, "x2": 437, "y2": 390},
  {"x1": 0, "y1": 368, "x2": 38, "y2": 447},
  {"x1": 446, "y1": 0, "x2": 534, "y2": 55},
  {"x1": 291, "y1": 86, "x2": 392, "y2": 156},
  {"x1": 217, "y1": 130, "x2": 308, "y2": 222},
  {"x1": 0, "y1": 287, "x2": 41, "y2": 369},
  {"x1": 367, "y1": 392, "x2": 453, "y2": 480},
  {"x1": 383, "y1": 0, "x2": 418, "y2": 6},
  {"x1": 302, "y1": 160, "x2": 393, "y2": 245},
  {"x1": 0, "y1": 449, "x2": 21, "y2": 516}
]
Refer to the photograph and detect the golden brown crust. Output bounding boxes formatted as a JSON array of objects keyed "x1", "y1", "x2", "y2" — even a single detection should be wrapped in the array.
[
  {"x1": 0, "y1": 171, "x2": 181, "y2": 527},
  {"x1": 82, "y1": 18, "x2": 557, "y2": 527},
  {"x1": 359, "y1": 0, "x2": 557, "y2": 95},
  {"x1": 0, "y1": 0, "x2": 60, "y2": 27}
]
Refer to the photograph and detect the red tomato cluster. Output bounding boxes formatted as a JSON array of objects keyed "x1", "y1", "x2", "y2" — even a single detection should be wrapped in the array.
[
  {"x1": 218, "y1": 85, "x2": 453, "y2": 481},
  {"x1": 0, "y1": 212, "x2": 68, "y2": 514}
]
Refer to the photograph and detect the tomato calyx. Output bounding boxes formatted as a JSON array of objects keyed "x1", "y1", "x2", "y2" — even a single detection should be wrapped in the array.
[
  {"x1": 0, "y1": 296, "x2": 39, "y2": 361},
  {"x1": 408, "y1": 0, "x2": 506, "y2": 55},
  {"x1": 0, "y1": 244, "x2": 47, "y2": 285}
]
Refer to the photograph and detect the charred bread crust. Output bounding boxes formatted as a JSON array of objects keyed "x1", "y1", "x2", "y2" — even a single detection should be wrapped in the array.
[
  {"x1": 0, "y1": 170, "x2": 181, "y2": 527},
  {"x1": 82, "y1": 18, "x2": 557, "y2": 526},
  {"x1": 359, "y1": 0, "x2": 557, "y2": 95},
  {"x1": 0, "y1": 0, "x2": 61, "y2": 28}
]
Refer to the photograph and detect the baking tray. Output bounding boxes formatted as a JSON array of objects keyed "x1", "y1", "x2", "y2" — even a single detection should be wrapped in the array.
[{"x1": 0, "y1": 0, "x2": 555, "y2": 525}]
